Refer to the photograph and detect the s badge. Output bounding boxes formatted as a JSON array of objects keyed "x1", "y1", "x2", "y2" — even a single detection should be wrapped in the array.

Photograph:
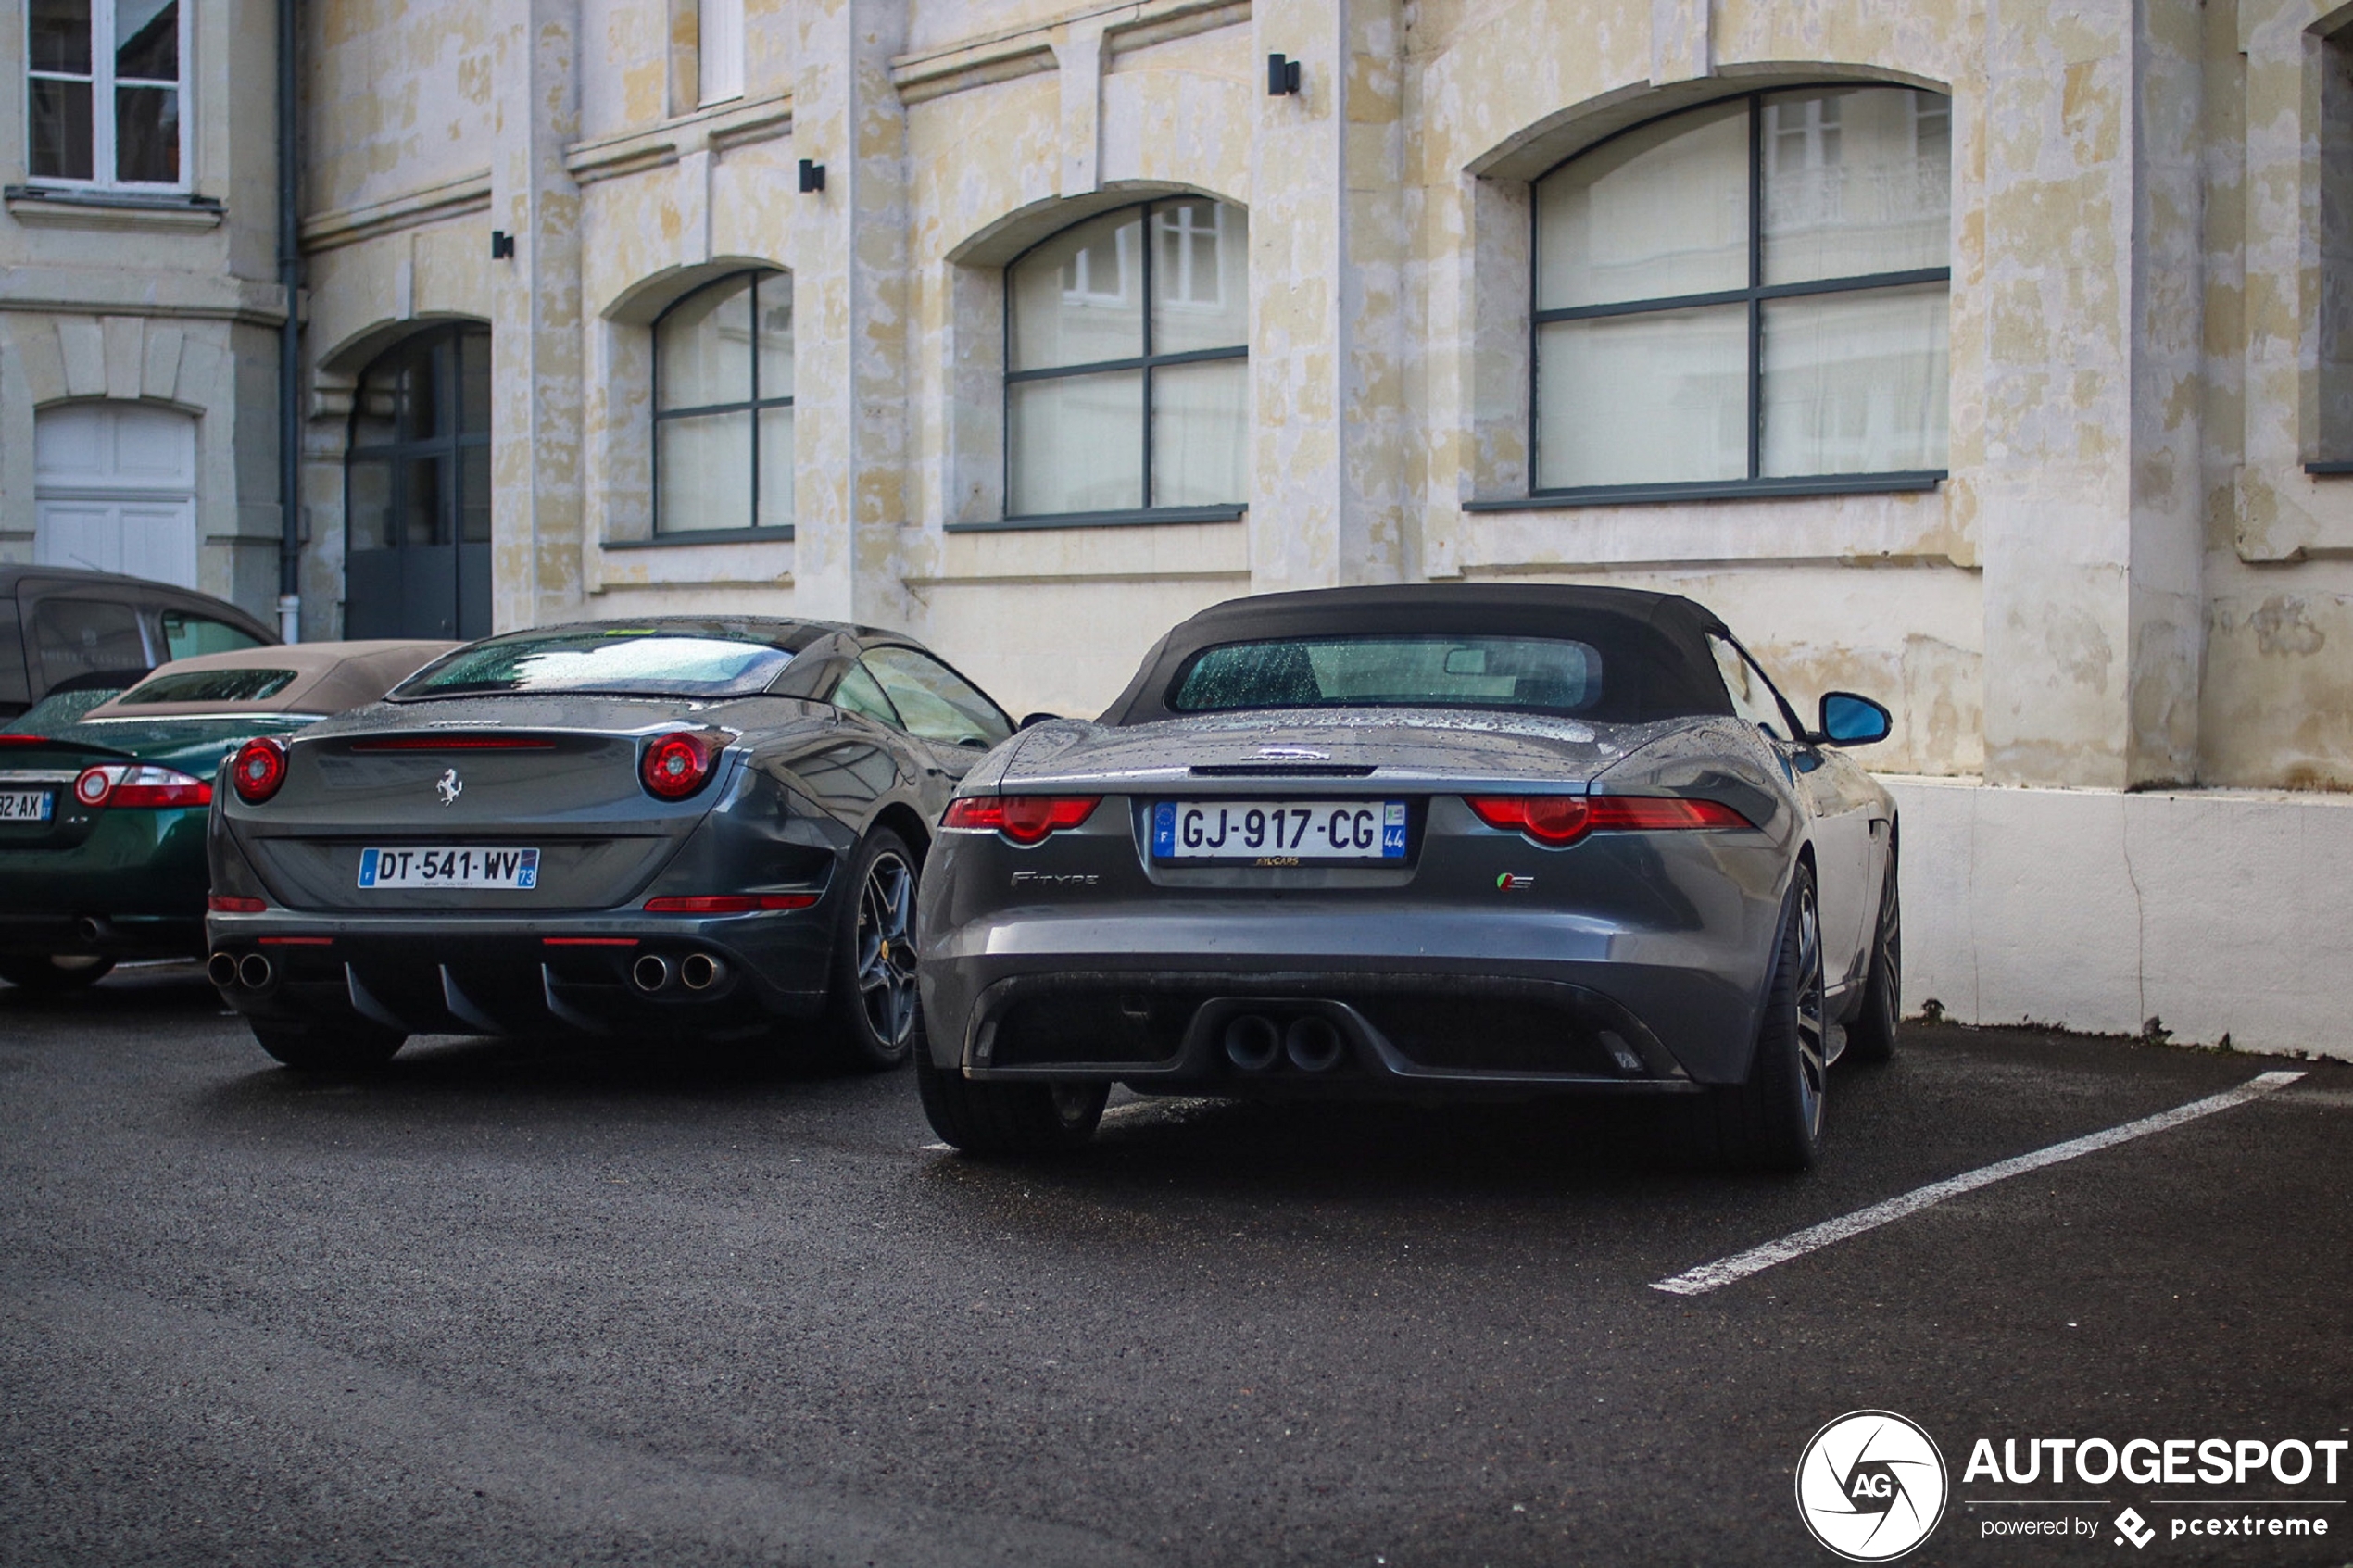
[{"x1": 1496, "y1": 872, "x2": 1535, "y2": 892}]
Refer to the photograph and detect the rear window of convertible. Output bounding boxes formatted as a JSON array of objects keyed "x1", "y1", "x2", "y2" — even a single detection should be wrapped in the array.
[
  {"x1": 392, "y1": 630, "x2": 792, "y2": 699},
  {"x1": 1170, "y1": 635, "x2": 1604, "y2": 716},
  {"x1": 120, "y1": 668, "x2": 298, "y2": 704}
]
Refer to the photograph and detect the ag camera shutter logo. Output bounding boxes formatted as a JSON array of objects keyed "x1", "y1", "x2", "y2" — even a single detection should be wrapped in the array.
[{"x1": 1795, "y1": 1410, "x2": 1949, "y2": 1561}]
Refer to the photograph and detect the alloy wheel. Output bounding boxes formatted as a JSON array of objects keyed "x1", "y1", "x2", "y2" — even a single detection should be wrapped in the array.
[
  {"x1": 855, "y1": 850, "x2": 921, "y2": 1048},
  {"x1": 1794, "y1": 881, "x2": 1827, "y2": 1137}
]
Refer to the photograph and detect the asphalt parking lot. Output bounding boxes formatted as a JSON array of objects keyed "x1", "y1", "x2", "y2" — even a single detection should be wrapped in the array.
[{"x1": 3, "y1": 963, "x2": 2348, "y2": 1567}]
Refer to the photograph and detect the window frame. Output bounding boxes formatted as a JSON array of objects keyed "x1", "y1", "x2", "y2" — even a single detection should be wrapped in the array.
[
  {"x1": 997, "y1": 196, "x2": 1251, "y2": 531},
  {"x1": 24, "y1": 0, "x2": 195, "y2": 194},
  {"x1": 343, "y1": 323, "x2": 494, "y2": 558},
  {"x1": 1521, "y1": 84, "x2": 1953, "y2": 508},
  {"x1": 650, "y1": 268, "x2": 794, "y2": 541}
]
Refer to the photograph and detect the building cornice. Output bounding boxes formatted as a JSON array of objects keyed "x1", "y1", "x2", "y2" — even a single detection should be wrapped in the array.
[
  {"x1": 892, "y1": 0, "x2": 1249, "y2": 106},
  {"x1": 0, "y1": 269, "x2": 288, "y2": 326},
  {"x1": 564, "y1": 93, "x2": 795, "y2": 188},
  {"x1": 298, "y1": 169, "x2": 492, "y2": 255}
]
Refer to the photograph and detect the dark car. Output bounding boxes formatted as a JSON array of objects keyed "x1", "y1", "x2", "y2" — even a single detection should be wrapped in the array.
[
  {"x1": 0, "y1": 565, "x2": 277, "y2": 721},
  {"x1": 205, "y1": 618, "x2": 1014, "y2": 1072},
  {"x1": 0, "y1": 641, "x2": 455, "y2": 990},
  {"x1": 914, "y1": 584, "x2": 1901, "y2": 1171}
]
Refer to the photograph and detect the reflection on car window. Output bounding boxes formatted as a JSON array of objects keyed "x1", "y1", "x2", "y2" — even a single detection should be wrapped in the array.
[
  {"x1": 1708, "y1": 634, "x2": 1786, "y2": 740},
  {"x1": 831, "y1": 661, "x2": 901, "y2": 727},
  {"x1": 1172, "y1": 634, "x2": 1604, "y2": 716},
  {"x1": 863, "y1": 646, "x2": 1013, "y2": 747},
  {"x1": 31, "y1": 598, "x2": 147, "y2": 688},
  {"x1": 394, "y1": 628, "x2": 793, "y2": 698},
  {"x1": 161, "y1": 611, "x2": 264, "y2": 661},
  {"x1": 120, "y1": 668, "x2": 296, "y2": 705},
  {"x1": 5, "y1": 685, "x2": 130, "y2": 735}
]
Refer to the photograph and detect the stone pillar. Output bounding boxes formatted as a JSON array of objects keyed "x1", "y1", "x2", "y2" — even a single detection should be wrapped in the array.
[
  {"x1": 1249, "y1": 0, "x2": 1408, "y2": 593},
  {"x1": 1978, "y1": 0, "x2": 2205, "y2": 788},
  {"x1": 489, "y1": 0, "x2": 585, "y2": 633},
  {"x1": 790, "y1": 0, "x2": 910, "y2": 628}
]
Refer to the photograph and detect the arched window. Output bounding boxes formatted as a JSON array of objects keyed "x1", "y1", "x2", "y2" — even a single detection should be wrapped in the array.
[
  {"x1": 654, "y1": 270, "x2": 793, "y2": 534},
  {"x1": 345, "y1": 323, "x2": 493, "y2": 639},
  {"x1": 1532, "y1": 85, "x2": 1951, "y2": 498},
  {"x1": 1006, "y1": 197, "x2": 1248, "y2": 522}
]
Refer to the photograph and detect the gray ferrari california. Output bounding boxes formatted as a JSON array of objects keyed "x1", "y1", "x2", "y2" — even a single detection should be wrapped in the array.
[
  {"x1": 207, "y1": 618, "x2": 1013, "y2": 1071},
  {"x1": 914, "y1": 584, "x2": 1899, "y2": 1170}
]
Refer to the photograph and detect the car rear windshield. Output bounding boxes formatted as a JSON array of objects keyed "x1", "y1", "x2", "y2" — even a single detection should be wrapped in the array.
[
  {"x1": 120, "y1": 668, "x2": 297, "y2": 705},
  {"x1": 1170, "y1": 635, "x2": 1605, "y2": 716},
  {"x1": 392, "y1": 630, "x2": 793, "y2": 699}
]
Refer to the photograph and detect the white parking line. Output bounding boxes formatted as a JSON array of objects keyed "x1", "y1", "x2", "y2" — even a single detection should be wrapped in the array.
[{"x1": 1651, "y1": 1070, "x2": 2306, "y2": 1297}]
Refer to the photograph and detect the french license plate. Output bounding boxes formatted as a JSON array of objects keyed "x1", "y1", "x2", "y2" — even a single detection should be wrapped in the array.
[
  {"x1": 0, "y1": 788, "x2": 55, "y2": 822},
  {"x1": 1151, "y1": 799, "x2": 1407, "y2": 861},
  {"x1": 358, "y1": 846, "x2": 540, "y2": 889}
]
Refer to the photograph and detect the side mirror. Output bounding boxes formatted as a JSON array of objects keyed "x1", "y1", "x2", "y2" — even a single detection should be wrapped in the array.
[
  {"x1": 1817, "y1": 692, "x2": 1893, "y2": 746},
  {"x1": 1017, "y1": 711, "x2": 1063, "y2": 732}
]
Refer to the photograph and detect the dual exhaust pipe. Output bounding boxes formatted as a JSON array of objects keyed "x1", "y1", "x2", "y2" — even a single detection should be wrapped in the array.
[
  {"x1": 1223, "y1": 1011, "x2": 1348, "y2": 1074},
  {"x1": 208, "y1": 950, "x2": 273, "y2": 991},
  {"x1": 630, "y1": 951, "x2": 725, "y2": 995}
]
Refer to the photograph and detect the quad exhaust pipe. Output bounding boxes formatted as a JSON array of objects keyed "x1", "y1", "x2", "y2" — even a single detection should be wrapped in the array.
[
  {"x1": 208, "y1": 950, "x2": 274, "y2": 990},
  {"x1": 631, "y1": 953, "x2": 673, "y2": 993},
  {"x1": 679, "y1": 952, "x2": 724, "y2": 991},
  {"x1": 1222, "y1": 1010, "x2": 1349, "y2": 1074},
  {"x1": 633, "y1": 952, "x2": 724, "y2": 994}
]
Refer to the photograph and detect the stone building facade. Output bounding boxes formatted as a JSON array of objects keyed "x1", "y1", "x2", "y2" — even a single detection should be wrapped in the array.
[{"x1": 6, "y1": 0, "x2": 2353, "y2": 1051}]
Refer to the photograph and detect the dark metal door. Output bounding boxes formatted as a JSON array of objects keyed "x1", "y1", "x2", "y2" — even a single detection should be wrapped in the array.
[{"x1": 344, "y1": 326, "x2": 492, "y2": 641}]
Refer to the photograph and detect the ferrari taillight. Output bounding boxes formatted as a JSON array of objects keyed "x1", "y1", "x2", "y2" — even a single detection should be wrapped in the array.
[
  {"x1": 1465, "y1": 794, "x2": 1751, "y2": 847},
  {"x1": 640, "y1": 731, "x2": 718, "y2": 800},
  {"x1": 941, "y1": 795, "x2": 1101, "y2": 845},
  {"x1": 231, "y1": 736, "x2": 288, "y2": 803},
  {"x1": 73, "y1": 764, "x2": 213, "y2": 809}
]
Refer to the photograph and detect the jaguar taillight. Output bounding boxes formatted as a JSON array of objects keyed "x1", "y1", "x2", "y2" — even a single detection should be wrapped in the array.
[
  {"x1": 941, "y1": 795, "x2": 1101, "y2": 846},
  {"x1": 1464, "y1": 794, "x2": 1752, "y2": 847},
  {"x1": 230, "y1": 736, "x2": 288, "y2": 804},
  {"x1": 73, "y1": 764, "x2": 213, "y2": 809}
]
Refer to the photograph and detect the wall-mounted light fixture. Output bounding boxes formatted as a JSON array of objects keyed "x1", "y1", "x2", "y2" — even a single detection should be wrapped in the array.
[
  {"x1": 1267, "y1": 53, "x2": 1302, "y2": 95},
  {"x1": 490, "y1": 230, "x2": 516, "y2": 260},
  {"x1": 799, "y1": 158, "x2": 826, "y2": 194}
]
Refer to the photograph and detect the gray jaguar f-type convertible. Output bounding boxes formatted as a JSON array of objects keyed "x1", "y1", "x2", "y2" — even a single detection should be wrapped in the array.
[
  {"x1": 915, "y1": 584, "x2": 1900, "y2": 1170},
  {"x1": 206, "y1": 618, "x2": 1013, "y2": 1071}
]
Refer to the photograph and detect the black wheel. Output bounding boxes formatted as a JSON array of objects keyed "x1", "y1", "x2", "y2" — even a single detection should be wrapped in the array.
[
  {"x1": 1843, "y1": 844, "x2": 1901, "y2": 1065},
  {"x1": 0, "y1": 954, "x2": 116, "y2": 992},
  {"x1": 913, "y1": 1051, "x2": 1108, "y2": 1158},
  {"x1": 1677, "y1": 864, "x2": 1826, "y2": 1173},
  {"x1": 822, "y1": 830, "x2": 924, "y2": 1072},
  {"x1": 250, "y1": 1020, "x2": 406, "y2": 1071}
]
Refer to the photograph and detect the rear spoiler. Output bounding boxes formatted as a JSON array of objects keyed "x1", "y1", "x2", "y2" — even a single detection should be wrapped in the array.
[{"x1": 0, "y1": 732, "x2": 136, "y2": 765}]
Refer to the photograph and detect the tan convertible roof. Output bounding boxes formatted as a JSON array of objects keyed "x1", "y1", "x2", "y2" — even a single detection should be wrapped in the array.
[{"x1": 82, "y1": 640, "x2": 459, "y2": 720}]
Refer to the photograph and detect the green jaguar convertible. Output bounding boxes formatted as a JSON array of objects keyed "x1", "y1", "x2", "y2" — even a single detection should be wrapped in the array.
[{"x1": 0, "y1": 639, "x2": 452, "y2": 990}]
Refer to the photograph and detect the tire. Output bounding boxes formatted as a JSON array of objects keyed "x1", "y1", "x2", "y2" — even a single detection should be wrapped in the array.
[
  {"x1": 1843, "y1": 844, "x2": 1901, "y2": 1065},
  {"x1": 1676, "y1": 863, "x2": 1827, "y2": 1173},
  {"x1": 250, "y1": 1020, "x2": 406, "y2": 1071},
  {"x1": 913, "y1": 1051, "x2": 1109, "y2": 1158},
  {"x1": 821, "y1": 829, "x2": 925, "y2": 1072},
  {"x1": 0, "y1": 954, "x2": 116, "y2": 992}
]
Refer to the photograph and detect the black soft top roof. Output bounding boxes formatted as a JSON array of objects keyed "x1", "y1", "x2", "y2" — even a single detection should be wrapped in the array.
[{"x1": 1101, "y1": 583, "x2": 1736, "y2": 725}]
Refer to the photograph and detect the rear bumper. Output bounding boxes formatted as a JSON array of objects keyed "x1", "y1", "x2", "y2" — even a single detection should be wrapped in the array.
[
  {"x1": 0, "y1": 811, "x2": 209, "y2": 958},
  {"x1": 204, "y1": 908, "x2": 833, "y2": 1041},
  {"x1": 919, "y1": 900, "x2": 1775, "y2": 1090}
]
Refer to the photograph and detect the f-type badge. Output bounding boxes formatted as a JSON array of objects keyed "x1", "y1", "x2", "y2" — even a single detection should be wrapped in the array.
[{"x1": 435, "y1": 768, "x2": 463, "y2": 807}]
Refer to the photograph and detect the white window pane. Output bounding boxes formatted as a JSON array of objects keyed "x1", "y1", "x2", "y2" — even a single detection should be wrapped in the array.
[
  {"x1": 755, "y1": 407, "x2": 793, "y2": 529},
  {"x1": 115, "y1": 0, "x2": 177, "y2": 81},
  {"x1": 699, "y1": 0, "x2": 744, "y2": 104},
  {"x1": 1760, "y1": 284, "x2": 1949, "y2": 476},
  {"x1": 1011, "y1": 209, "x2": 1144, "y2": 371},
  {"x1": 754, "y1": 275, "x2": 793, "y2": 399},
  {"x1": 658, "y1": 276, "x2": 753, "y2": 410},
  {"x1": 1009, "y1": 371, "x2": 1142, "y2": 515},
  {"x1": 31, "y1": 0, "x2": 93, "y2": 72},
  {"x1": 31, "y1": 80, "x2": 94, "y2": 181},
  {"x1": 115, "y1": 84, "x2": 178, "y2": 183},
  {"x1": 1534, "y1": 306, "x2": 1747, "y2": 489},
  {"x1": 658, "y1": 410, "x2": 752, "y2": 531},
  {"x1": 1763, "y1": 87, "x2": 1950, "y2": 285},
  {"x1": 1536, "y1": 101, "x2": 1749, "y2": 309},
  {"x1": 1151, "y1": 200, "x2": 1249, "y2": 354},
  {"x1": 1150, "y1": 358, "x2": 1247, "y2": 507}
]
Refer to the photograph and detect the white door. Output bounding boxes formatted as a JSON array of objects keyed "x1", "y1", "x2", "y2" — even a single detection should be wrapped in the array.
[{"x1": 33, "y1": 404, "x2": 199, "y2": 588}]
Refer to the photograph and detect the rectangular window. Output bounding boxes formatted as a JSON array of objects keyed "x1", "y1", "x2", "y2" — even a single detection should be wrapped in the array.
[
  {"x1": 27, "y1": 0, "x2": 189, "y2": 191},
  {"x1": 698, "y1": 0, "x2": 744, "y2": 105}
]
